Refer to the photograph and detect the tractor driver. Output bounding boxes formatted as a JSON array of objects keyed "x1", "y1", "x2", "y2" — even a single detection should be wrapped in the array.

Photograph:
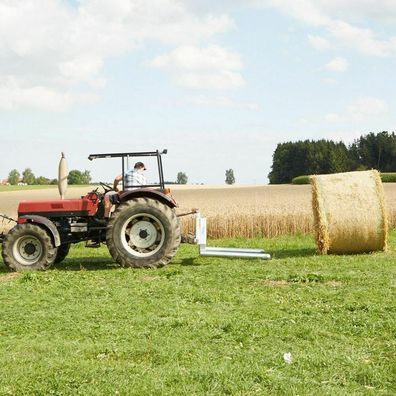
[{"x1": 113, "y1": 161, "x2": 147, "y2": 191}]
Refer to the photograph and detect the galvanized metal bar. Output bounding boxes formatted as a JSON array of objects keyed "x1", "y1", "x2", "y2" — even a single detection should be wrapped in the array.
[
  {"x1": 121, "y1": 157, "x2": 125, "y2": 189},
  {"x1": 200, "y1": 246, "x2": 271, "y2": 259},
  {"x1": 199, "y1": 215, "x2": 207, "y2": 245},
  {"x1": 200, "y1": 246, "x2": 268, "y2": 254}
]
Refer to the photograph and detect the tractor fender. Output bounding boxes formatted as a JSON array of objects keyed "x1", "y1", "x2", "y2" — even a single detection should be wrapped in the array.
[
  {"x1": 19, "y1": 215, "x2": 61, "y2": 247},
  {"x1": 118, "y1": 189, "x2": 177, "y2": 208}
]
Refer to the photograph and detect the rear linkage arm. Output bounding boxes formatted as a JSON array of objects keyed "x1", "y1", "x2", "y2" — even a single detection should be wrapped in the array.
[{"x1": 0, "y1": 213, "x2": 17, "y2": 242}]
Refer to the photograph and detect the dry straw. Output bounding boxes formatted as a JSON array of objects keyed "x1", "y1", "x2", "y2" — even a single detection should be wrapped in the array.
[{"x1": 310, "y1": 170, "x2": 388, "y2": 254}]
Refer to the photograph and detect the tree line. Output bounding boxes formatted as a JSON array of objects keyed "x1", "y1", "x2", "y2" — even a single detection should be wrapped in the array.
[
  {"x1": 268, "y1": 131, "x2": 396, "y2": 184},
  {"x1": 5, "y1": 169, "x2": 92, "y2": 185},
  {"x1": 6, "y1": 168, "x2": 236, "y2": 186},
  {"x1": 176, "y1": 170, "x2": 235, "y2": 184}
]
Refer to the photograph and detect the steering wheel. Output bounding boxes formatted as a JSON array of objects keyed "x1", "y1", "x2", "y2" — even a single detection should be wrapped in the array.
[{"x1": 100, "y1": 182, "x2": 113, "y2": 193}]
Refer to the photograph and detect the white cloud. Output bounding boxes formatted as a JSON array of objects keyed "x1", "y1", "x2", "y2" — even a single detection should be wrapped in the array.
[
  {"x1": 308, "y1": 35, "x2": 332, "y2": 50},
  {"x1": 0, "y1": 0, "x2": 234, "y2": 111},
  {"x1": 325, "y1": 57, "x2": 349, "y2": 72},
  {"x1": 322, "y1": 77, "x2": 338, "y2": 85},
  {"x1": 325, "y1": 96, "x2": 389, "y2": 122},
  {"x1": 185, "y1": 95, "x2": 259, "y2": 110},
  {"x1": 247, "y1": 0, "x2": 330, "y2": 26},
  {"x1": 297, "y1": 0, "x2": 396, "y2": 23},
  {"x1": 150, "y1": 44, "x2": 242, "y2": 71},
  {"x1": 0, "y1": 79, "x2": 97, "y2": 112},
  {"x1": 325, "y1": 113, "x2": 342, "y2": 122},
  {"x1": 248, "y1": 0, "x2": 396, "y2": 57},
  {"x1": 326, "y1": 21, "x2": 396, "y2": 57},
  {"x1": 1, "y1": 0, "x2": 394, "y2": 111},
  {"x1": 176, "y1": 72, "x2": 244, "y2": 90},
  {"x1": 347, "y1": 96, "x2": 389, "y2": 120},
  {"x1": 149, "y1": 45, "x2": 244, "y2": 90},
  {"x1": 248, "y1": 0, "x2": 396, "y2": 24}
]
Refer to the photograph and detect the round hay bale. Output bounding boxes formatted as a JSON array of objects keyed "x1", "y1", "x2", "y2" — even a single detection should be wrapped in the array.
[{"x1": 310, "y1": 170, "x2": 388, "y2": 254}]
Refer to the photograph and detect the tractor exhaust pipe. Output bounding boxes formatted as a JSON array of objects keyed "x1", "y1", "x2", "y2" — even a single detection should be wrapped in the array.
[{"x1": 58, "y1": 152, "x2": 68, "y2": 200}]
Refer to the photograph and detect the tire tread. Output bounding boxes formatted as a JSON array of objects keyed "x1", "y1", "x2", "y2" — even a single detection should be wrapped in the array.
[
  {"x1": 106, "y1": 198, "x2": 180, "y2": 268},
  {"x1": 2, "y1": 223, "x2": 57, "y2": 272}
]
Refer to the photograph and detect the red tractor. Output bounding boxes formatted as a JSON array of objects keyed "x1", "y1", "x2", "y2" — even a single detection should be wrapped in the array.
[{"x1": 1, "y1": 150, "x2": 181, "y2": 271}]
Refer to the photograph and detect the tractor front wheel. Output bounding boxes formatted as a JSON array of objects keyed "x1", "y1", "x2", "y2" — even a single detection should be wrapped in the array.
[
  {"x1": 54, "y1": 243, "x2": 71, "y2": 264},
  {"x1": 2, "y1": 223, "x2": 58, "y2": 271},
  {"x1": 106, "y1": 198, "x2": 180, "y2": 268}
]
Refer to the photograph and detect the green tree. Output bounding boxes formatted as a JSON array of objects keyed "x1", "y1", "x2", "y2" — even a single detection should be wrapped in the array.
[
  {"x1": 225, "y1": 169, "x2": 235, "y2": 185},
  {"x1": 68, "y1": 170, "x2": 91, "y2": 185},
  {"x1": 22, "y1": 168, "x2": 35, "y2": 185},
  {"x1": 82, "y1": 170, "x2": 92, "y2": 184},
  {"x1": 268, "y1": 139, "x2": 353, "y2": 184},
  {"x1": 176, "y1": 172, "x2": 188, "y2": 184},
  {"x1": 35, "y1": 176, "x2": 50, "y2": 185},
  {"x1": 8, "y1": 169, "x2": 20, "y2": 185},
  {"x1": 350, "y1": 131, "x2": 396, "y2": 172},
  {"x1": 268, "y1": 141, "x2": 311, "y2": 183}
]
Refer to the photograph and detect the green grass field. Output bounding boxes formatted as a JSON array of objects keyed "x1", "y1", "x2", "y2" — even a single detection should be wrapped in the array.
[{"x1": 0, "y1": 233, "x2": 395, "y2": 395}]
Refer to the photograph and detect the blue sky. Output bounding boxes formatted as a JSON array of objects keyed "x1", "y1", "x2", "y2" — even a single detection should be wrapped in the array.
[{"x1": 1, "y1": 0, "x2": 395, "y2": 184}]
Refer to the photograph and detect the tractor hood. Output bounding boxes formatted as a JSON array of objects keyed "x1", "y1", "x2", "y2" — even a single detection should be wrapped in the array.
[{"x1": 18, "y1": 197, "x2": 98, "y2": 218}]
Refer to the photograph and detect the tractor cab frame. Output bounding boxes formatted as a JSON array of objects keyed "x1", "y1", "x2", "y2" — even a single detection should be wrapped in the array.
[{"x1": 88, "y1": 149, "x2": 168, "y2": 190}]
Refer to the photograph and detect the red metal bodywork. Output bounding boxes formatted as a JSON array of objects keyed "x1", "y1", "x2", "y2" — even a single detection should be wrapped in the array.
[
  {"x1": 16, "y1": 189, "x2": 176, "y2": 223},
  {"x1": 119, "y1": 188, "x2": 177, "y2": 208},
  {"x1": 18, "y1": 192, "x2": 99, "y2": 221}
]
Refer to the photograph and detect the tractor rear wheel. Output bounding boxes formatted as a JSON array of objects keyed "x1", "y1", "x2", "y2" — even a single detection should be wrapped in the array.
[
  {"x1": 106, "y1": 198, "x2": 180, "y2": 268},
  {"x1": 54, "y1": 243, "x2": 71, "y2": 264},
  {"x1": 2, "y1": 223, "x2": 58, "y2": 272}
]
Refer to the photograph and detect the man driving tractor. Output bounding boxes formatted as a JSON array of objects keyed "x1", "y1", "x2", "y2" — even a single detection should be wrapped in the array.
[{"x1": 113, "y1": 161, "x2": 147, "y2": 191}]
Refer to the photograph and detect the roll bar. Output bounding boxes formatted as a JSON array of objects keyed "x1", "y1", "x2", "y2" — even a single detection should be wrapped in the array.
[{"x1": 88, "y1": 149, "x2": 167, "y2": 189}]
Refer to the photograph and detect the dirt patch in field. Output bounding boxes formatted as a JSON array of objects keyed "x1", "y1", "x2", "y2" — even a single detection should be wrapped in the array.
[
  {"x1": 260, "y1": 279, "x2": 289, "y2": 287},
  {"x1": 258, "y1": 279, "x2": 343, "y2": 287},
  {"x1": 0, "y1": 272, "x2": 21, "y2": 283}
]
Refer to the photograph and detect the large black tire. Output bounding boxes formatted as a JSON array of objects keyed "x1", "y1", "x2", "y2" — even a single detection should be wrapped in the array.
[
  {"x1": 2, "y1": 223, "x2": 57, "y2": 272},
  {"x1": 54, "y1": 243, "x2": 71, "y2": 264},
  {"x1": 106, "y1": 198, "x2": 181, "y2": 268}
]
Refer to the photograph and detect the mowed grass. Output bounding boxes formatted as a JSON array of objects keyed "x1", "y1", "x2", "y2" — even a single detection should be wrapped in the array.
[{"x1": 0, "y1": 233, "x2": 395, "y2": 395}]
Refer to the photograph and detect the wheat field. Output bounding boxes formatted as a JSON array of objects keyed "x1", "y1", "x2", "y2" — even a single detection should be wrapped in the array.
[
  {"x1": 172, "y1": 184, "x2": 396, "y2": 239},
  {"x1": 0, "y1": 184, "x2": 395, "y2": 239}
]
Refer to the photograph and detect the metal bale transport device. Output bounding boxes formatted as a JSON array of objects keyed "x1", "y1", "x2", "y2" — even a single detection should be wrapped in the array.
[
  {"x1": 195, "y1": 211, "x2": 271, "y2": 259},
  {"x1": 0, "y1": 150, "x2": 271, "y2": 272}
]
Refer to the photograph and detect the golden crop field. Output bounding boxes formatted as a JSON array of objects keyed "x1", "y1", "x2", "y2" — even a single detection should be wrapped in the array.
[
  {"x1": 171, "y1": 184, "x2": 396, "y2": 239},
  {"x1": 0, "y1": 184, "x2": 395, "y2": 239}
]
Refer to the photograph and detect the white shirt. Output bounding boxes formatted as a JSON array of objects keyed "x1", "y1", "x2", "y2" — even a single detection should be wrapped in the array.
[{"x1": 124, "y1": 169, "x2": 147, "y2": 188}]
